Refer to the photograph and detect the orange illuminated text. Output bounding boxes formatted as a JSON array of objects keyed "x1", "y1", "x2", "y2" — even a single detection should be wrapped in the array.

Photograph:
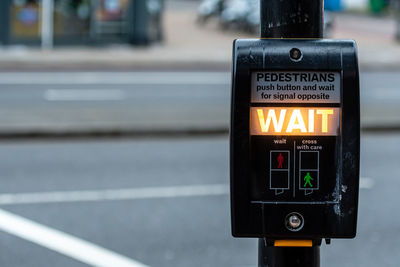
[{"x1": 250, "y1": 107, "x2": 340, "y2": 136}]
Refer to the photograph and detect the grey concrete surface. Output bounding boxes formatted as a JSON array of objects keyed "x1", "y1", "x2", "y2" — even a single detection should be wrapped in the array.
[{"x1": 0, "y1": 133, "x2": 396, "y2": 266}]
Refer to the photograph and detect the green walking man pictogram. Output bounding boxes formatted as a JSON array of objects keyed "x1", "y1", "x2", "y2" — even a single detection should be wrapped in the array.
[{"x1": 303, "y1": 172, "x2": 314, "y2": 188}]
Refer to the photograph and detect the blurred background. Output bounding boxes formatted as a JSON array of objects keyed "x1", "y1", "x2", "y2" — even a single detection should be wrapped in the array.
[{"x1": 0, "y1": 0, "x2": 399, "y2": 266}]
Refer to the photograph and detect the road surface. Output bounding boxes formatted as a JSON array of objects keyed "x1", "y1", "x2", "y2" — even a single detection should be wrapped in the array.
[
  {"x1": 0, "y1": 134, "x2": 396, "y2": 266},
  {"x1": 0, "y1": 71, "x2": 398, "y2": 135}
]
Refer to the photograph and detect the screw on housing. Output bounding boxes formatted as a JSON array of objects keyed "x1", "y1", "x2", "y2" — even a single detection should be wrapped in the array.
[{"x1": 290, "y1": 48, "x2": 303, "y2": 61}]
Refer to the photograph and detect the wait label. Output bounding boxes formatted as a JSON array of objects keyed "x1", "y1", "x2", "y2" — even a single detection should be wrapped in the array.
[{"x1": 250, "y1": 107, "x2": 340, "y2": 136}]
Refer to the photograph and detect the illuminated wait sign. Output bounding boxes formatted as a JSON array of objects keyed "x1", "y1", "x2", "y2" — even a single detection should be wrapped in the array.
[{"x1": 250, "y1": 107, "x2": 340, "y2": 136}]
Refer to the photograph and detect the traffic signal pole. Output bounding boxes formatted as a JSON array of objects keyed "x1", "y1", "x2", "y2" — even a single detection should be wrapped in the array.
[
  {"x1": 258, "y1": 1, "x2": 323, "y2": 266},
  {"x1": 260, "y1": 0, "x2": 323, "y2": 38},
  {"x1": 258, "y1": 239, "x2": 320, "y2": 267}
]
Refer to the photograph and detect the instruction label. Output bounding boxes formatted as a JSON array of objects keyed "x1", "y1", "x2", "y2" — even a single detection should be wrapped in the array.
[{"x1": 251, "y1": 71, "x2": 341, "y2": 103}]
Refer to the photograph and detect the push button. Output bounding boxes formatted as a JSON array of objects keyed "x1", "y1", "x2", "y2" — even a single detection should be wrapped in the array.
[{"x1": 285, "y1": 212, "x2": 304, "y2": 232}]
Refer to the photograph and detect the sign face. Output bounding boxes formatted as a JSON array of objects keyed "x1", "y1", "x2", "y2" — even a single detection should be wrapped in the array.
[
  {"x1": 251, "y1": 71, "x2": 340, "y2": 103},
  {"x1": 250, "y1": 107, "x2": 340, "y2": 136},
  {"x1": 249, "y1": 71, "x2": 342, "y2": 202}
]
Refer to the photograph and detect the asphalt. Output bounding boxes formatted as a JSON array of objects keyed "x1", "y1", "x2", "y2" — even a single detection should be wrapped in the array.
[
  {"x1": 0, "y1": 72, "x2": 229, "y2": 138},
  {"x1": 0, "y1": 133, "x2": 397, "y2": 267},
  {"x1": 0, "y1": 71, "x2": 397, "y2": 138}
]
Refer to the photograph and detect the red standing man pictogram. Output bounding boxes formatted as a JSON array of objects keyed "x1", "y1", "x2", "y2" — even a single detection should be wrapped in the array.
[{"x1": 277, "y1": 153, "x2": 284, "y2": 169}]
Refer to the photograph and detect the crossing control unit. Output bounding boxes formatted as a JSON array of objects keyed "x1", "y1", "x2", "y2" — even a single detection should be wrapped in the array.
[{"x1": 230, "y1": 39, "x2": 360, "y2": 242}]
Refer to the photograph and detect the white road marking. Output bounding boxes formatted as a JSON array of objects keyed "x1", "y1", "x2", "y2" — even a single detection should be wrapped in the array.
[
  {"x1": 0, "y1": 72, "x2": 230, "y2": 85},
  {"x1": 0, "y1": 208, "x2": 148, "y2": 267},
  {"x1": 0, "y1": 178, "x2": 371, "y2": 206},
  {"x1": 360, "y1": 177, "x2": 375, "y2": 189},
  {"x1": 44, "y1": 89, "x2": 126, "y2": 101},
  {"x1": 0, "y1": 184, "x2": 229, "y2": 205}
]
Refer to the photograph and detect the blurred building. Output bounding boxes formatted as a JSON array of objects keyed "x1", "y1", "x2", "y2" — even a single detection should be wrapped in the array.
[{"x1": 0, "y1": 0, "x2": 163, "y2": 46}]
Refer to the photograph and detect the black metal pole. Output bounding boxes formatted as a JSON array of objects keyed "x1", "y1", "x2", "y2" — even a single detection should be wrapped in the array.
[
  {"x1": 260, "y1": 0, "x2": 324, "y2": 38},
  {"x1": 258, "y1": 239, "x2": 320, "y2": 267},
  {"x1": 258, "y1": 0, "x2": 323, "y2": 265}
]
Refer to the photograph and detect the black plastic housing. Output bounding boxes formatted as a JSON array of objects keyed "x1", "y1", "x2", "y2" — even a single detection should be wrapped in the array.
[{"x1": 230, "y1": 39, "x2": 360, "y2": 239}]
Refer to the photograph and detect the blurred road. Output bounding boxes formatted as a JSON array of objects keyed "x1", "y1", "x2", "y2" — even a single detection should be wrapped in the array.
[
  {"x1": 0, "y1": 71, "x2": 398, "y2": 136},
  {"x1": 0, "y1": 72, "x2": 229, "y2": 135},
  {"x1": 0, "y1": 133, "x2": 396, "y2": 267}
]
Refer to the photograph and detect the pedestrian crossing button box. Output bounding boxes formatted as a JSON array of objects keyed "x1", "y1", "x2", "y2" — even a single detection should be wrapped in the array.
[{"x1": 230, "y1": 39, "x2": 360, "y2": 240}]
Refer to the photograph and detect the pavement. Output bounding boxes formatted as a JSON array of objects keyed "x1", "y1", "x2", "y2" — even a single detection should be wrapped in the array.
[{"x1": 0, "y1": 2, "x2": 399, "y2": 71}]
